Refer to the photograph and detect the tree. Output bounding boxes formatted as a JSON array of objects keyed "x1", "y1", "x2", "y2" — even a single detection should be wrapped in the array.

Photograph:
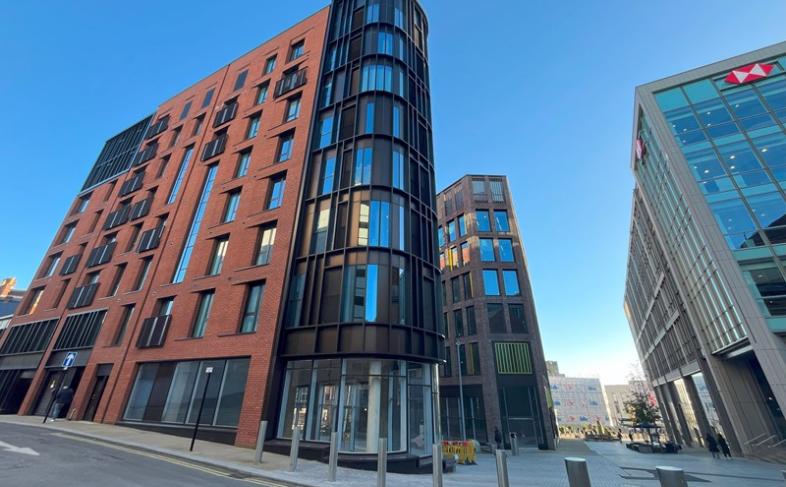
[{"x1": 625, "y1": 391, "x2": 661, "y2": 425}]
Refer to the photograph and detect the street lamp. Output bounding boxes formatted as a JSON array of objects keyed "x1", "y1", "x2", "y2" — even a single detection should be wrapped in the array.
[{"x1": 456, "y1": 338, "x2": 466, "y2": 441}]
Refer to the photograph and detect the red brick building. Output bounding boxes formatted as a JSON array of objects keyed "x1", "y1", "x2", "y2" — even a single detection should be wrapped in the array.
[{"x1": 0, "y1": 0, "x2": 443, "y2": 471}]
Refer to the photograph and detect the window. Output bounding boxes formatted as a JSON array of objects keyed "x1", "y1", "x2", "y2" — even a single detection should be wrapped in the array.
[
  {"x1": 319, "y1": 154, "x2": 336, "y2": 195},
  {"x1": 223, "y1": 191, "x2": 241, "y2": 223},
  {"x1": 494, "y1": 210, "x2": 510, "y2": 232},
  {"x1": 240, "y1": 282, "x2": 265, "y2": 332},
  {"x1": 289, "y1": 40, "x2": 305, "y2": 61},
  {"x1": 448, "y1": 246, "x2": 459, "y2": 270},
  {"x1": 466, "y1": 306, "x2": 477, "y2": 335},
  {"x1": 246, "y1": 114, "x2": 261, "y2": 138},
  {"x1": 264, "y1": 55, "x2": 277, "y2": 74},
  {"x1": 22, "y1": 288, "x2": 45, "y2": 315},
  {"x1": 490, "y1": 180, "x2": 505, "y2": 202},
  {"x1": 180, "y1": 100, "x2": 192, "y2": 121},
  {"x1": 495, "y1": 342, "x2": 532, "y2": 374},
  {"x1": 509, "y1": 304, "x2": 527, "y2": 333},
  {"x1": 437, "y1": 226, "x2": 445, "y2": 247},
  {"x1": 42, "y1": 254, "x2": 61, "y2": 278},
  {"x1": 358, "y1": 200, "x2": 390, "y2": 247},
  {"x1": 458, "y1": 215, "x2": 467, "y2": 236},
  {"x1": 75, "y1": 196, "x2": 90, "y2": 214},
  {"x1": 236, "y1": 151, "x2": 251, "y2": 178},
  {"x1": 442, "y1": 347, "x2": 452, "y2": 377},
  {"x1": 208, "y1": 237, "x2": 229, "y2": 275},
  {"x1": 318, "y1": 112, "x2": 334, "y2": 148},
  {"x1": 169, "y1": 126, "x2": 181, "y2": 148},
  {"x1": 353, "y1": 146, "x2": 373, "y2": 185},
  {"x1": 167, "y1": 146, "x2": 193, "y2": 204},
  {"x1": 341, "y1": 264, "x2": 379, "y2": 322},
  {"x1": 392, "y1": 145, "x2": 405, "y2": 190},
  {"x1": 447, "y1": 220, "x2": 457, "y2": 241},
  {"x1": 256, "y1": 82, "x2": 269, "y2": 105},
  {"x1": 364, "y1": 101, "x2": 375, "y2": 133},
  {"x1": 459, "y1": 342, "x2": 481, "y2": 376},
  {"x1": 192, "y1": 115, "x2": 204, "y2": 136},
  {"x1": 267, "y1": 175, "x2": 286, "y2": 209},
  {"x1": 503, "y1": 270, "x2": 520, "y2": 296},
  {"x1": 459, "y1": 241, "x2": 470, "y2": 266},
  {"x1": 453, "y1": 309, "x2": 464, "y2": 337},
  {"x1": 134, "y1": 257, "x2": 152, "y2": 291},
  {"x1": 191, "y1": 291, "x2": 214, "y2": 338},
  {"x1": 451, "y1": 277, "x2": 461, "y2": 302},
  {"x1": 59, "y1": 223, "x2": 76, "y2": 244},
  {"x1": 108, "y1": 264, "x2": 126, "y2": 296},
  {"x1": 312, "y1": 208, "x2": 330, "y2": 252},
  {"x1": 234, "y1": 69, "x2": 248, "y2": 91},
  {"x1": 482, "y1": 269, "x2": 500, "y2": 296},
  {"x1": 462, "y1": 272, "x2": 473, "y2": 299},
  {"x1": 277, "y1": 132, "x2": 294, "y2": 162},
  {"x1": 472, "y1": 179, "x2": 486, "y2": 198},
  {"x1": 479, "y1": 238, "x2": 495, "y2": 261},
  {"x1": 476, "y1": 210, "x2": 491, "y2": 232},
  {"x1": 285, "y1": 96, "x2": 301, "y2": 122},
  {"x1": 173, "y1": 165, "x2": 218, "y2": 283},
  {"x1": 202, "y1": 88, "x2": 215, "y2": 109},
  {"x1": 255, "y1": 225, "x2": 277, "y2": 265},
  {"x1": 498, "y1": 239, "x2": 514, "y2": 262},
  {"x1": 488, "y1": 303, "x2": 506, "y2": 333},
  {"x1": 113, "y1": 305, "x2": 134, "y2": 346}
]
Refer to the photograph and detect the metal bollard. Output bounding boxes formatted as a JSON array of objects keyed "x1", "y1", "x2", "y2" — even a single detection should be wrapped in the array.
[
  {"x1": 377, "y1": 438, "x2": 387, "y2": 487},
  {"x1": 289, "y1": 426, "x2": 301, "y2": 472},
  {"x1": 495, "y1": 449, "x2": 510, "y2": 487},
  {"x1": 511, "y1": 433, "x2": 519, "y2": 456},
  {"x1": 782, "y1": 470, "x2": 786, "y2": 481},
  {"x1": 432, "y1": 443, "x2": 443, "y2": 487},
  {"x1": 255, "y1": 420, "x2": 267, "y2": 463},
  {"x1": 656, "y1": 466, "x2": 687, "y2": 487},
  {"x1": 328, "y1": 432, "x2": 338, "y2": 482},
  {"x1": 564, "y1": 457, "x2": 591, "y2": 487}
]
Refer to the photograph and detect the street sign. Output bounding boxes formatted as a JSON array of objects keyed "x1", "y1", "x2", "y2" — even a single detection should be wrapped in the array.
[{"x1": 62, "y1": 352, "x2": 77, "y2": 369}]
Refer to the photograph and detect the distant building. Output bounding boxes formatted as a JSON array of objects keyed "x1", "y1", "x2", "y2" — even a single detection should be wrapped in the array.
[
  {"x1": 0, "y1": 277, "x2": 24, "y2": 317},
  {"x1": 436, "y1": 175, "x2": 555, "y2": 449},
  {"x1": 549, "y1": 375, "x2": 611, "y2": 427},
  {"x1": 545, "y1": 360, "x2": 562, "y2": 377}
]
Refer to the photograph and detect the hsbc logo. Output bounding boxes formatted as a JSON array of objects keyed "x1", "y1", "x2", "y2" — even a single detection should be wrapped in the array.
[{"x1": 725, "y1": 62, "x2": 774, "y2": 84}]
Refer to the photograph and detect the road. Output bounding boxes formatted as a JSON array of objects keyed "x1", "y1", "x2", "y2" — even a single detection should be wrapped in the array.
[{"x1": 0, "y1": 422, "x2": 288, "y2": 487}]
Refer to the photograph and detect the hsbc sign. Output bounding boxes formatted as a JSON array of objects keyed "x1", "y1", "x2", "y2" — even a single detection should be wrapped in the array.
[{"x1": 724, "y1": 62, "x2": 774, "y2": 85}]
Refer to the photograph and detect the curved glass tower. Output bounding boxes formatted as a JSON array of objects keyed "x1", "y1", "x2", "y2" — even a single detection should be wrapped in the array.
[{"x1": 269, "y1": 0, "x2": 444, "y2": 462}]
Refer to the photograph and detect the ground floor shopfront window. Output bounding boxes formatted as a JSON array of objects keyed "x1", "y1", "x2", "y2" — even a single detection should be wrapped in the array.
[
  {"x1": 278, "y1": 358, "x2": 438, "y2": 456},
  {"x1": 123, "y1": 357, "x2": 249, "y2": 427}
]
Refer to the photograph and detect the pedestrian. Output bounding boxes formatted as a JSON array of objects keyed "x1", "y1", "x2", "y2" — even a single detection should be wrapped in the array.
[
  {"x1": 617, "y1": 430, "x2": 622, "y2": 442},
  {"x1": 717, "y1": 433, "x2": 732, "y2": 459},
  {"x1": 705, "y1": 432, "x2": 720, "y2": 459},
  {"x1": 628, "y1": 430, "x2": 634, "y2": 443},
  {"x1": 50, "y1": 386, "x2": 74, "y2": 421},
  {"x1": 494, "y1": 427, "x2": 503, "y2": 450}
]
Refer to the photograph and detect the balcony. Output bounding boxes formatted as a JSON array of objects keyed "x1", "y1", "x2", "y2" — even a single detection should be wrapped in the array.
[
  {"x1": 137, "y1": 224, "x2": 164, "y2": 253},
  {"x1": 66, "y1": 282, "x2": 99, "y2": 309},
  {"x1": 212, "y1": 102, "x2": 238, "y2": 128},
  {"x1": 59, "y1": 254, "x2": 82, "y2": 276},
  {"x1": 86, "y1": 241, "x2": 116, "y2": 267},
  {"x1": 202, "y1": 133, "x2": 227, "y2": 161},
  {"x1": 132, "y1": 142, "x2": 158, "y2": 167},
  {"x1": 128, "y1": 196, "x2": 153, "y2": 221},
  {"x1": 137, "y1": 314, "x2": 172, "y2": 348},
  {"x1": 144, "y1": 115, "x2": 169, "y2": 139},
  {"x1": 274, "y1": 68, "x2": 307, "y2": 98},
  {"x1": 119, "y1": 171, "x2": 145, "y2": 197},
  {"x1": 103, "y1": 204, "x2": 131, "y2": 230}
]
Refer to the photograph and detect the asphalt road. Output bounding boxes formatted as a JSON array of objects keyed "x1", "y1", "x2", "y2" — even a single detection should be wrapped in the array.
[{"x1": 0, "y1": 422, "x2": 287, "y2": 487}]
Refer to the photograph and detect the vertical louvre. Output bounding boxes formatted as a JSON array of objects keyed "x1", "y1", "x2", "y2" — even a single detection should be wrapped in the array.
[
  {"x1": 494, "y1": 342, "x2": 532, "y2": 374},
  {"x1": 136, "y1": 315, "x2": 171, "y2": 348},
  {"x1": 53, "y1": 310, "x2": 107, "y2": 350},
  {"x1": 82, "y1": 115, "x2": 152, "y2": 190},
  {"x1": 0, "y1": 320, "x2": 57, "y2": 355}
]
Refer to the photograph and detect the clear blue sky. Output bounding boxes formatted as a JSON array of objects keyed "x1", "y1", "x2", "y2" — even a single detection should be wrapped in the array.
[{"x1": 1, "y1": 1, "x2": 784, "y2": 383}]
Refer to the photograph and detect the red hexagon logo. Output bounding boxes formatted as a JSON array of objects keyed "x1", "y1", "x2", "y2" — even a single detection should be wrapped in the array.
[{"x1": 725, "y1": 63, "x2": 774, "y2": 84}]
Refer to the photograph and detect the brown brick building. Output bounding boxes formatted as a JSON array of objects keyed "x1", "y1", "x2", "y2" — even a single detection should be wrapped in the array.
[
  {"x1": 0, "y1": 0, "x2": 443, "y2": 470},
  {"x1": 436, "y1": 175, "x2": 556, "y2": 449}
]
